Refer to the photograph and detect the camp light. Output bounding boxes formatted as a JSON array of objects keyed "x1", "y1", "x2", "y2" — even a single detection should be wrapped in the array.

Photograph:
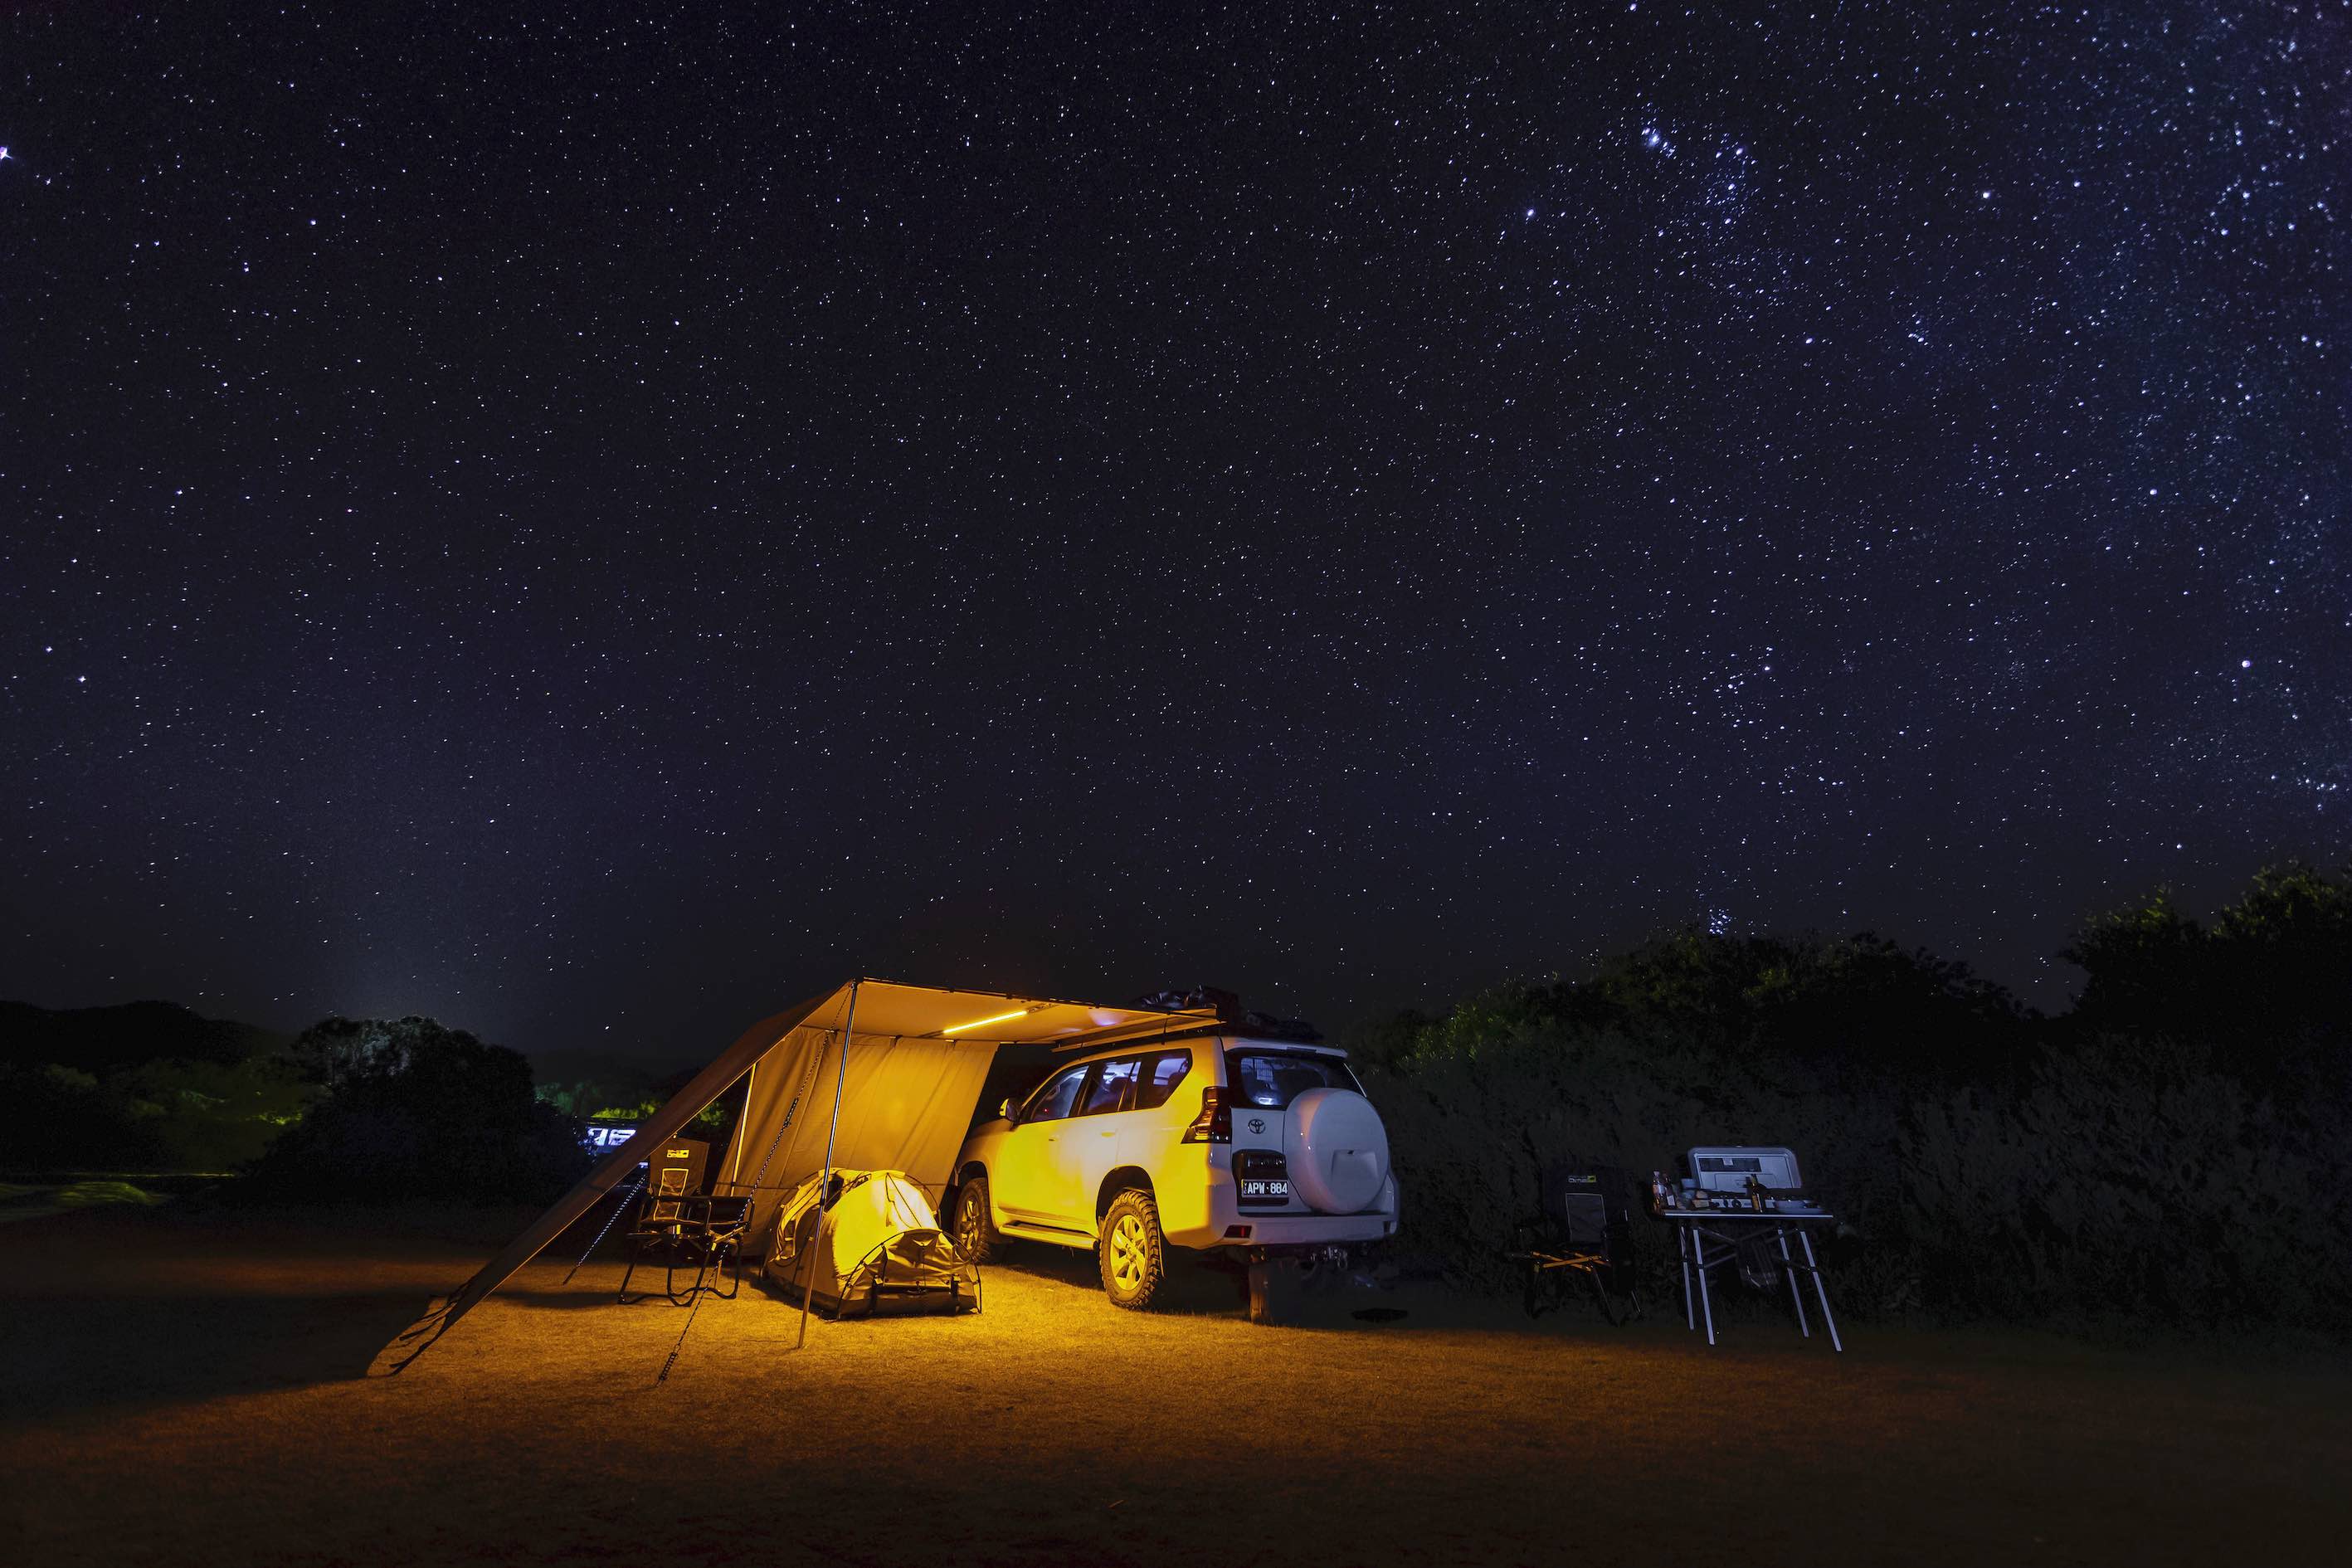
[{"x1": 942, "y1": 1003, "x2": 1049, "y2": 1035}]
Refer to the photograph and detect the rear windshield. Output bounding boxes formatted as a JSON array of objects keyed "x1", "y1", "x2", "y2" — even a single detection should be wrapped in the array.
[{"x1": 1224, "y1": 1049, "x2": 1362, "y2": 1111}]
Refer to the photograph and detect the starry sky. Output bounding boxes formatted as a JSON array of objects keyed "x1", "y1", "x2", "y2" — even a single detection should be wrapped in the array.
[{"x1": 4, "y1": 3, "x2": 2345, "y2": 1059}]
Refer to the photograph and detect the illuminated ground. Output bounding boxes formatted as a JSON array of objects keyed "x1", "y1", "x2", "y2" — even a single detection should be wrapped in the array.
[{"x1": 3, "y1": 1205, "x2": 2345, "y2": 1567}]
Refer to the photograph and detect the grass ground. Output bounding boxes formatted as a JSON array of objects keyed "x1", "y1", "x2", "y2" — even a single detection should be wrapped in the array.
[
  {"x1": 0, "y1": 1173, "x2": 211, "y2": 1225},
  {"x1": 1, "y1": 1200, "x2": 2345, "y2": 1567}
]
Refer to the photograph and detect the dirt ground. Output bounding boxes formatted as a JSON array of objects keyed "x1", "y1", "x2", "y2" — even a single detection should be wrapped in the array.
[{"x1": 2, "y1": 1203, "x2": 2345, "y2": 1567}]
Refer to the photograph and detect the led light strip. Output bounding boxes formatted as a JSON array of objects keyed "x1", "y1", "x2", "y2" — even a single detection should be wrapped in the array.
[{"x1": 942, "y1": 1004, "x2": 1045, "y2": 1035}]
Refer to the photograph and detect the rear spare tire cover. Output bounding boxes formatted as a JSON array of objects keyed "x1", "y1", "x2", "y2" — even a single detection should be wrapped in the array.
[{"x1": 1283, "y1": 1087, "x2": 1390, "y2": 1214}]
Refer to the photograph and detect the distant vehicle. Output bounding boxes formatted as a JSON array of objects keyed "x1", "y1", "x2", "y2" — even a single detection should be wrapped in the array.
[
  {"x1": 943, "y1": 1031, "x2": 1399, "y2": 1307},
  {"x1": 582, "y1": 1120, "x2": 640, "y2": 1153}
]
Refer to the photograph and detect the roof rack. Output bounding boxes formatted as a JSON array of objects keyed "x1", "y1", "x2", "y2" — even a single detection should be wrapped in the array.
[
  {"x1": 1046, "y1": 987, "x2": 1322, "y2": 1053},
  {"x1": 1134, "y1": 986, "x2": 1322, "y2": 1043}
]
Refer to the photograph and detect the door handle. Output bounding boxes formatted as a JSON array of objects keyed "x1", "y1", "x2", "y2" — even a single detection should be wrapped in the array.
[{"x1": 1100, "y1": 1130, "x2": 1116, "y2": 1138}]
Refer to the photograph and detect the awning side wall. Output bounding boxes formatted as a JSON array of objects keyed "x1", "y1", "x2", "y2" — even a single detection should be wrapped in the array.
[{"x1": 718, "y1": 1030, "x2": 999, "y2": 1241}]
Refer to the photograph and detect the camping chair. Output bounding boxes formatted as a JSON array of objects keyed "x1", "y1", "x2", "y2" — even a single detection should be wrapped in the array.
[
  {"x1": 1508, "y1": 1164, "x2": 1643, "y2": 1324},
  {"x1": 619, "y1": 1193, "x2": 752, "y2": 1306}
]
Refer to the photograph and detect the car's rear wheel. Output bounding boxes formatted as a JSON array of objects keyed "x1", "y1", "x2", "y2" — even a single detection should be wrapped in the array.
[
  {"x1": 1098, "y1": 1189, "x2": 1167, "y2": 1309},
  {"x1": 951, "y1": 1176, "x2": 1000, "y2": 1264}
]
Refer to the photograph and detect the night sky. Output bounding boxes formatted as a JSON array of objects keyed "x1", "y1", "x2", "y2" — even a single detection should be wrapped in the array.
[{"x1": 4, "y1": 4, "x2": 2345, "y2": 1059}]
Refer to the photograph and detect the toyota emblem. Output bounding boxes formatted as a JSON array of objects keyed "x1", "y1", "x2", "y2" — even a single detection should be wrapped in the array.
[{"x1": 1248, "y1": 1117, "x2": 1267, "y2": 1135}]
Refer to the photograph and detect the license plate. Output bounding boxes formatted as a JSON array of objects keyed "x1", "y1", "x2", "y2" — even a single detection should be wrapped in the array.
[{"x1": 1239, "y1": 1178, "x2": 1289, "y2": 1200}]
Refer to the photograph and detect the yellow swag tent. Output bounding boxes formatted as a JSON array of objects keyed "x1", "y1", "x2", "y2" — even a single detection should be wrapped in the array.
[
  {"x1": 383, "y1": 978, "x2": 1215, "y2": 1366},
  {"x1": 764, "y1": 1168, "x2": 973, "y2": 1316}
]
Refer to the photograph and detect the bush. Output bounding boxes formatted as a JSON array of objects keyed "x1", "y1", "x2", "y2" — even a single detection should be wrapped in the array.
[
  {"x1": 0, "y1": 1053, "x2": 306, "y2": 1171},
  {"x1": 1362, "y1": 1020, "x2": 1905, "y2": 1307},
  {"x1": 2063, "y1": 864, "x2": 2352, "y2": 1083},
  {"x1": 239, "y1": 1016, "x2": 588, "y2": 1205},
  {"x1": 1904, "y1": 1040, "x2": 2352, "y2": 1332},
  {"x1": 1361, "y1": 884, "x2": 2352, "y2": 1337}
]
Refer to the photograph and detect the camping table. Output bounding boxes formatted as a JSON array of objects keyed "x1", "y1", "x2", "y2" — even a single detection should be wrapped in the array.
[{"x1": 1660, "y1": 1205, "x2": 1841, "y2": 1352}]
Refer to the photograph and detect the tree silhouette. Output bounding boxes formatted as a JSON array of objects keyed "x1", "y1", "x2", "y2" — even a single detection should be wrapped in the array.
[
  {"x1": 2062, "y1": 861, "x2": 2351, "y2": 1080},
  {"x1": 244, "y1": 1015, "x2": 587, "y2": 1203}
]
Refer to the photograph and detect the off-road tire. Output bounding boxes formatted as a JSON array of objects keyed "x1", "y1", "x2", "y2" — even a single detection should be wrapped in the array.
[
  {"x1": 1098, "y1": 1188, "x2": 1168, "y2": 1309},
  {"x1": 951, "y1": 1176, "x2": 1001, "y2": 1264}
]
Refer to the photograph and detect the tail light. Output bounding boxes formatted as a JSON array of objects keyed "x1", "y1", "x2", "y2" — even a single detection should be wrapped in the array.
[{"x1": 1181, "y1": 1084, "x2": 1231, "y2": 1143}]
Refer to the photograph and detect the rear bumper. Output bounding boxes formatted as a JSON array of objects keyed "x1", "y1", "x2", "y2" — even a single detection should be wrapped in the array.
[{"x1": 1162, "y1": 1169, "x2": 1400, "y2": 1251}]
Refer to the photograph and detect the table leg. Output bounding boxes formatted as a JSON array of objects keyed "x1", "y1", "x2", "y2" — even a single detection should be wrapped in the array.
[
  {"x1": 1777, "y1": 1228, "x2": 1809, "y2": 1337},
  {"x1": 1798, "y1": 1229, "x2": 1842, "y2": 1352},
  {"x1": 1692, "y1": 1230, "x2": 1717, "y2": 1346},
  {"x1": 1678, "y1": 1224, "x2": 1694, "y2": 1331}
]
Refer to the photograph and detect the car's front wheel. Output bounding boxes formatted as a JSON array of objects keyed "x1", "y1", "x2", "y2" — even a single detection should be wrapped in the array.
[
  {"x1": 951, "y1": 1176, "x2": 1000, "y2": 1264},
  {"x1": 1098, "y1": 1188, "x2": 1168, "y2": 1309}
]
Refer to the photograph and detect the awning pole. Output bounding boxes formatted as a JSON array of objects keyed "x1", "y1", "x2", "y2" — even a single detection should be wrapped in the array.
[
  {"x1": 728, "y1": 1060, "x2": 757, "y2": 1188},
  {"x1": 798, "y1": 979, "x2": 859, "y2": 1349}
]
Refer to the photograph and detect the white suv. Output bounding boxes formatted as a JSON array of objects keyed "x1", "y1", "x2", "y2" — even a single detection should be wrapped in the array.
[{"x1": 943, "y1": 1032, "x2": 1400, "y2": 1307}]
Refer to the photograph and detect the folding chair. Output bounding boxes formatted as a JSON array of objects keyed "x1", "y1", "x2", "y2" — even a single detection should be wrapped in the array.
[
  {"x1": 1509, "y1": 1164, "x2": 1643, "y2": 1323},
  {"x1": 616, "y1": 1137, "x2": 740, "y2": 1306},
  {"x1": 620, "y1": 1193, "x2": 751, "y2": 1306}
]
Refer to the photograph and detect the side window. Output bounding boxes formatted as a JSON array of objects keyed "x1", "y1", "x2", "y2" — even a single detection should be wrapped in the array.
[
  {"x1": 1024, "y1": 1064, "x2": 1089, "y2": 1124},
  {"x1": 1132, "y1": 1049, "x2": 1193, "y2": 1112},
  {"x1": 1081, "y1": 1057, "x2": 1142, "y2": 1115}
]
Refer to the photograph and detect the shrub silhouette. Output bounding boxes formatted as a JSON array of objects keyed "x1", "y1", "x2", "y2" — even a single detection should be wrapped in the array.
[
  {"x1": 1357, "y1": 865, "x2": 2352, "y2": 1336},
  {"x1": 2063, "y1": 862, "x2": 2352, "y2": 1083},
  {"x1": 1904, "y1": 1038, "x2": 2350, "y2": 1330},
  {"x1": 0, "y1": 1001, "x2": 304, "y2": 1171},
  {"x1": 241, "y1": 1016, "x2": 587, "y2": 1205}
]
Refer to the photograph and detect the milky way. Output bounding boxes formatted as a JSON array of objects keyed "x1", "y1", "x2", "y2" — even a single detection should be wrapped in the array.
[{"x1": 3, "y1": 4, "x2": 2345, "y2": 1055}]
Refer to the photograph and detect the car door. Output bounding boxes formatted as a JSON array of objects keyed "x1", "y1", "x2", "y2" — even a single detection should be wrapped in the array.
[
  {"x1": 995, "y1": 1062, "x2": 1091, "y2": 1225},
  {"x1": 1066, "y1": 1054, "x2": 1144, "y2": 1231}
]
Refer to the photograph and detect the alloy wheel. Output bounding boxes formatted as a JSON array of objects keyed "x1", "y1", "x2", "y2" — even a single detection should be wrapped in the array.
[{"x1": 1108, "y1": 1214, "x2": 1147, "y2": 1288}]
